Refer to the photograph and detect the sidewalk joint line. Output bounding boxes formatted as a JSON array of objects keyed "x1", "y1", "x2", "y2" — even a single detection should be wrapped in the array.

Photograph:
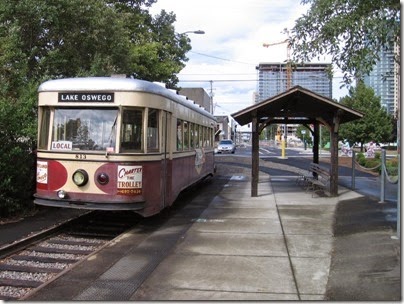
[{"x1": 270, "y1": 181, "x2": 302, "y2": 300}]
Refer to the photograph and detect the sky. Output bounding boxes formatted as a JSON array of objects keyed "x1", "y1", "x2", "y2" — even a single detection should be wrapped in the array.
[{"x1": 149, "y1": 0, "x2": 349, "y2": 123}]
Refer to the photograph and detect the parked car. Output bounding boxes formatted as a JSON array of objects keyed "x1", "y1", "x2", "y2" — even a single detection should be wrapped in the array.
[{"x1": 216, "y1": 139, "x2": 236, "y2": 154}]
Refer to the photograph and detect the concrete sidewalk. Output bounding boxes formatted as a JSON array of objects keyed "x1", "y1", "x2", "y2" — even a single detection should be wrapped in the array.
[
  {"x1": 27, "y1": 165, "x2": 398, "y2": 301},
  {"x1": 129, "y1": 172, "x2": 361, "y2": 301}
]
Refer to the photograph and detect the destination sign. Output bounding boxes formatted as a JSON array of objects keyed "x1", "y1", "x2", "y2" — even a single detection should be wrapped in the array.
[{"x1": 58, "y1": 93, "x2": 114, "y2": 102}]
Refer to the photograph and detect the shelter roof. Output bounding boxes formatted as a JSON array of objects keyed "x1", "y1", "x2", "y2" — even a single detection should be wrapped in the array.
[{"x1": 231, "y1": 85, "x2": 363, "y2": 126}]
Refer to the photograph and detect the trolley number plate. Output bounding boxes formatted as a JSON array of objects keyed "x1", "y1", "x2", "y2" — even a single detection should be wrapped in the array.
[{"x1": 75, "y1": 154, "x2": 86, "y2": 159}]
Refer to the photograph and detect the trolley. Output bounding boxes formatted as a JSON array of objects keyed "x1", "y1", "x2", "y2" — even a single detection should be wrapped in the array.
[{"x1": 34, "y1": 77, "x2": 216, "y2": 217}]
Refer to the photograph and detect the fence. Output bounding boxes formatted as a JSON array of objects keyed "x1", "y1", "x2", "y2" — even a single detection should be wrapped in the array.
[{"x1": 349, "y1": 149, "x2": 399, "y2": 238}]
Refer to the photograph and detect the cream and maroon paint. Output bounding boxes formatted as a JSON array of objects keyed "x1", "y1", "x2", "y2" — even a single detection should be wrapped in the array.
[{"x1": 35, "y1": 77, "x2": 216, "y2": 217}]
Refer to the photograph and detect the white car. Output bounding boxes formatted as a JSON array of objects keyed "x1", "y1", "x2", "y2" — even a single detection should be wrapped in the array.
[{"x1": 216, "y1": 139, "x2": 236, "y2": 153}]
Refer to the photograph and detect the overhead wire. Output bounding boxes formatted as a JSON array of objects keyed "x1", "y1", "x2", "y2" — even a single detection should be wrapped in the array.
[
  {"x1": 189, "y1": 51, "x2": 256, "y2": 66},
  {"x1": 186, "y1": 51, "x2": 347, "y2": 80},
  {"x1": 179, "y1": 79, "x2": 257, "y2": 82}
]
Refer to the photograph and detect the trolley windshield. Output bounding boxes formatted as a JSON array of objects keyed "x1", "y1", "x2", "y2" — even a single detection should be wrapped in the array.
[{"x1": 50, "y1": 108, "x2": 118, "y2": 152}]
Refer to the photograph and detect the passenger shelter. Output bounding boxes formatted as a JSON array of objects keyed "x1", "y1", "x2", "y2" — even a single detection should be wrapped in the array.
[{"x1": 231, "y1": 85, "x2": 363, "y2": 197}]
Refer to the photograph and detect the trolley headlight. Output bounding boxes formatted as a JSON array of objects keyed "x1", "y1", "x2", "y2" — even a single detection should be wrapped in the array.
[
  {"x1": 72, "y1": 169, "x2": 89, "y2": 187},
  {"x1": 97, "y1": 172, "x2": 109, "y2": 185},
  {"x1": 57, "y1": 190, "x2": 67, "y2": 199}
]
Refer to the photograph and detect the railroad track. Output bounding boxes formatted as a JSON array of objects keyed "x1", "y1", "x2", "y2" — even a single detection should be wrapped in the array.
[{"x1": 0, "y1": 211, "x2": 140, "y2": 300}]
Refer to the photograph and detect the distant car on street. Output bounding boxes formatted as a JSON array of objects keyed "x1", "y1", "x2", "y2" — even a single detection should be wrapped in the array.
[{"x1": 216, "y1": 139, "x2": 236, "y2": 154}]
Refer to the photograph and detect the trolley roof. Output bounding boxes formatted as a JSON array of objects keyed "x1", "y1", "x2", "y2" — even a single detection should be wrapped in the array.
[{"x1": 38, "y1": 77, "x2": 215, "y2": 120}]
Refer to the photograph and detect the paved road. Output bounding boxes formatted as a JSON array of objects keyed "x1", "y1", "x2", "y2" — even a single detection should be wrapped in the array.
[{"x1": 229, "y1": 143, "x2": 398, "y2": 204}]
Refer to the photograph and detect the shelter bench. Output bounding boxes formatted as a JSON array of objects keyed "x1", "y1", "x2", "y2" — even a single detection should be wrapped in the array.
[{"x1": 297, "y1": 162, "x2": 330, "y2": 197}]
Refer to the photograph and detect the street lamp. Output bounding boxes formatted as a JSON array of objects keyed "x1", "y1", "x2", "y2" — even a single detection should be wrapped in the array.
[
  {"x1": 179, "y1": 30, "x2": 205, "y2": 35},
  {"x1": 301, "y1": 129, "x2": 307, "y2": 150}
]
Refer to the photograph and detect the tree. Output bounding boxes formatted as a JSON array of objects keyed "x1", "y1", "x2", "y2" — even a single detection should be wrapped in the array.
[
  {"x1": 0, "y1": 0, "x2": 191, "y2": 96},
  {"x1": 338, "y1": 82, "x2": 393, "y2": 150},
  {"x1": 104, "y1": 1, "x2": 191, "y2": 87},
  {"x1": 0, "y1": 0, "x2": 192, "y2": 216},
  {"x1": 289, "y1": 0, "x2": 400, "y2": 85},
  {"x1": 0, "y1": 80, "x2": 37, "y2": 217}
]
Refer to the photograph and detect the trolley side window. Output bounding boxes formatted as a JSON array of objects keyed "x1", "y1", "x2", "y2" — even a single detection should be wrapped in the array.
[
  {"x1": 198, "y1": 126, "x2": 204, "y2": 148},
  {"x1": 38, "y1": 107, "x2": 51, "y2": 149},
  {"x1": 194, "y1": 124, "x2": 199, "y2": 148},
  {"x1": 147, "y1": 108, "x2": 159, "y2": 152},
  {"x1": 203, "y1": 127, "x2": 212, "y2": 148},
  {"x1": 52, "y1": 108, "x2": 118, "y2": 151},
  {"x1": 189, "y1": 123, "x2": 195, "y2": 148},
  {"x1": 121, "y1": 109, "x2": 143, "y2": 152},
  {"x1": 183, "y1": 121, "x2": 189, "y2": 150},
  {"x1": 176, "y1": 119, "x2": 183, "y2": 151},
  {"x1": 203, "y1": 126, "x2": 208, "y2": 147},
  {"x1": 209, "y1": 127, "x2": 213, "y2": 147}
]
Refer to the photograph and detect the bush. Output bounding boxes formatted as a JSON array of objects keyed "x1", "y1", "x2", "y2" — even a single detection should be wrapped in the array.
[
  {"x1": 0, "y1": 84, "x2": 38, "y2": 219},
  {"x1": 0, "y1": 138, "x2": 37, "y2": 218},
  {"x1": 356, "y1": 152, "x2": 366, "y2": 166},
  {"x1": 364, "y1": 159, "x2": 381, "y2": 173},
  {"x1": 355, "y1": 152, "x2": 383, "y2": 174},
  {"x1": 386, "y1": 157, "x2": 399, "y2": 176},
  {"x1": 387, "y1": 157, "x2": 398, "y2": 167}
]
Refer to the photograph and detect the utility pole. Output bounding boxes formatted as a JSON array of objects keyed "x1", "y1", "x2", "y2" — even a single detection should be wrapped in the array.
[
  {"x1": 263, "y1": 39, "x2": 291, "y2": 89},
  {"x1": 209, "y1": 80, "x2": 214, "y2": 114},
  {"x1": 263, "y1": 33, "x2": 291, "y2": 157}
]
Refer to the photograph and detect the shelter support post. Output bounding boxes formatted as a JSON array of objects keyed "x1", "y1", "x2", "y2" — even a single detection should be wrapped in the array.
[
  {"x1": 251, "y1": 113, "x2": 259, "y2": 197},
  {"x1": 329, "y1": 113, "x2": 341, "y2": 196},
  {"x1": 313, "y1": 122, "x2": 319, "y2": 164},
  {"x1": 330, "y1": 130, "x2": 339, "y2": 196}
]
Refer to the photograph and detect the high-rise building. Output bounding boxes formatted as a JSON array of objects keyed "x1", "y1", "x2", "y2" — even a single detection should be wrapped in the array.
[
  {"x1": 256, "y1": 62, "x2": 332, "y2": 102},
  {"x1": 363, "y1": 42, "x2": 399, "y2": 117},
  {"x1": 256, "y1": 62, "x2": 332, "y2": 140}
]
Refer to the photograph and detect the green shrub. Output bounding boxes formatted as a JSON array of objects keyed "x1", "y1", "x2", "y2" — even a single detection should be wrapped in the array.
[
  {"x1": 386, "y1": 157, "x2": 399, "y2": 176},
  {"x1": 364, "y1": 159, "x2": 381, "y2": 173},
  {"x1": 0, "y1": 141, "x2": 37, "y2": 218},
  {"x1": 356, "y1": 152, "x2": 366, "y2": 166},
  {"x1": 0, "y1": 86, "x2": 38, "y2": 219},
  {"x1": 387, "y1": 157, "x2": 398, "y2": 167}
]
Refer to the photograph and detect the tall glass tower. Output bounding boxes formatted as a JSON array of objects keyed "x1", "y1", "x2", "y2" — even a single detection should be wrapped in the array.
[
  {"x1": 363, "y1": 43, "x2": 398, "y2": 117},
  {"x1": 256, "y1": 63, "x2": 332, "y2": 102},
  {"x1": 256, "y1": 62, "x2": 333, "y2": 140}
]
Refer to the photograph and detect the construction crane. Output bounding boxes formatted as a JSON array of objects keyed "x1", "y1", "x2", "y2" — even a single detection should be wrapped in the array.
[
  {"x1": 263, "y1": 39, "x2": 292, "y2": 89},
  {"x1": 263, "y1": 36, "x2": 292, "y2": 153}
]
